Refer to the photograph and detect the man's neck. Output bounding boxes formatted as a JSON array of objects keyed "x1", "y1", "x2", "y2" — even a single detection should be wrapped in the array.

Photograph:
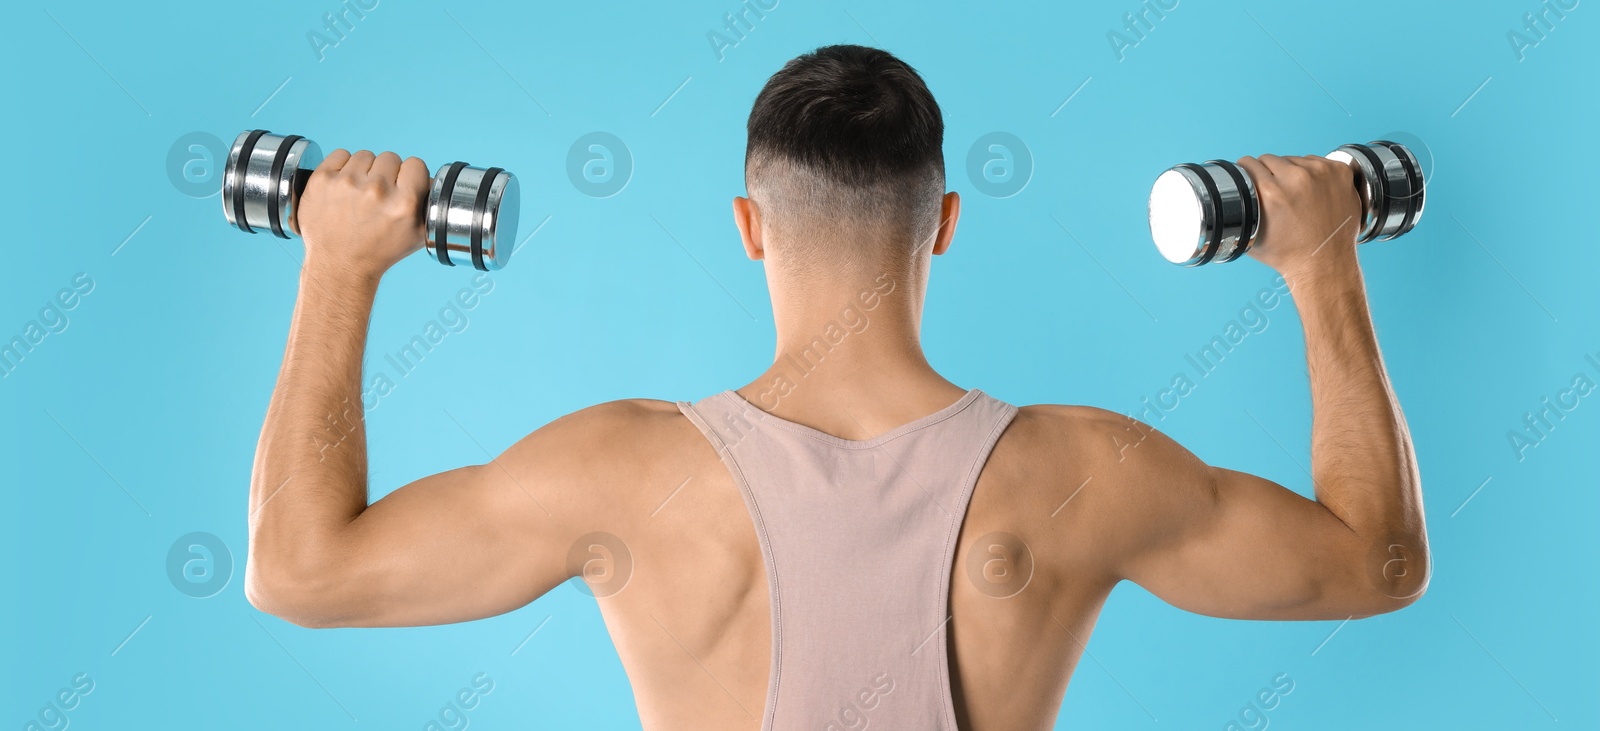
[{"x1": 738, "y1": 272, "x2": 965, "y2": 437}]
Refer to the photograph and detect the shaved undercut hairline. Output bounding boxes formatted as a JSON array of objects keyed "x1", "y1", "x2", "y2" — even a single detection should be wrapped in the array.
[{"x1": 746, "y1": 153, "x2": 945, "y2": 271}]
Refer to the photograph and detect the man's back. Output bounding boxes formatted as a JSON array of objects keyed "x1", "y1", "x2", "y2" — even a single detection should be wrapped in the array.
[{"x1": 536, "y1": 387, "x2": 1214, "y2": 730}]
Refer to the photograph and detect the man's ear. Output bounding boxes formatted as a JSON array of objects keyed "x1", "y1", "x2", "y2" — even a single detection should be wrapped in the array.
[
  {"x1": 931, "y1": 191, "x2": 960, "y2": 256},
  {"x1": 733, "y1": 196, "x2": 764, "y2": 260}
]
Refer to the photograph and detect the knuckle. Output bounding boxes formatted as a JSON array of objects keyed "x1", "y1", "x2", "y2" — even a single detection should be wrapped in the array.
[{"x1": 1257, "y1": 183, "x2": 1292, "y2": 214}]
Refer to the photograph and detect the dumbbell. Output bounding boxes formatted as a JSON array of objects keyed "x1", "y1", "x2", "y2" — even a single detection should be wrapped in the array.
[
  {"x1": 221, "y1": 130, "x2": 521, "y2": 271},
  {"x1": 1146, "y1": 140, "x2": 1425, "y2": 267}
]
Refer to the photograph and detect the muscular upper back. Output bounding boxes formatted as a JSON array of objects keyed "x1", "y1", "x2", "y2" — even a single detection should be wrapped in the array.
[{"x1": 547, "y1": 397, "x2": 1145, "y2": 731}]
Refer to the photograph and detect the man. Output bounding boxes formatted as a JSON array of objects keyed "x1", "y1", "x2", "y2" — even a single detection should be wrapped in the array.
[{"x1": 247, "y1": 45, "x2": 1428, "y2": 730}]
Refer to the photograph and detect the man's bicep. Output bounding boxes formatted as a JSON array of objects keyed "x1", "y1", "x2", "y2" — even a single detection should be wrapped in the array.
[{"x1": 1112, "y1": 424, "x2": 1375, "y2": 621}]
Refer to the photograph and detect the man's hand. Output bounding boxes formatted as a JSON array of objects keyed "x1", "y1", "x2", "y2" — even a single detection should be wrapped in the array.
[
  {"x1": 296, "y1": 149, "x2": 431, "y2": 282},
  {"x1": 1236, "y1": 154, "x2": 1364, "y2": 281}
]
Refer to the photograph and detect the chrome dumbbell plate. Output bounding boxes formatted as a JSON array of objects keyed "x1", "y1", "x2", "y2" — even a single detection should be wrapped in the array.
[
  {"x1": 426, "y1": 163, "x2": 519, "y2": 271},
  {"x1": 1325, "y1": 140, "x2": 1425, "y2": 244},
  {"x1": 222, "y1": 130, "x2": 324, "y2": 238},
  {"x1": 1147, "y1": 158, "x2": 1258, "y2": 267}
]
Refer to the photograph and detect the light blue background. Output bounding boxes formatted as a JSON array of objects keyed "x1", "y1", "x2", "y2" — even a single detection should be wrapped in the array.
[{"x1": 3, "y1": 0, "x2": 1595, "y2": 728}]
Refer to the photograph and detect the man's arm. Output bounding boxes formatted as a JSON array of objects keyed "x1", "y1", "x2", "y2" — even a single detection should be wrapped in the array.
[
  {"x1": 246, "y1": 149, "x2": 597, "y2": 628},
  {"x1": 1101, "y1": 153, "x2": 1428, "y2": 620}
]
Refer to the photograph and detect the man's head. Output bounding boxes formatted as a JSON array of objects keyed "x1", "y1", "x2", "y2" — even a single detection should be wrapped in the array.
[{"x1": 735, "y1": 45, "x2": 959, "y2": 280}]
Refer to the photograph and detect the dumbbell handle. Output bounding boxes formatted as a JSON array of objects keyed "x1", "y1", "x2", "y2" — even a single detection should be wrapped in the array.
[
  {"x1": 221, "y1": 130, "x2": 520, "y2": 271},
  {"x1": 1147, "y1": 140, "x2": 1425, "y2": 267}
]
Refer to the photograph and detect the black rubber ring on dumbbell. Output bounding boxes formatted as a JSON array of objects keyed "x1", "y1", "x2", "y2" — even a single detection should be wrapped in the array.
[
  {"x1": 1347, "y1": 144, "x2": 1390, "y2": 243},
  {"x1": 469, "y1": 167, "x2": 504, "y2": 272},
  {"x1": 231, "y1": 129, "x2": 269, "y2": 235},
  {"x1": 1176, "y1": 163, "x2": 1224, "y2": 265},
  {"x1": 1375, "y1": 140, "x2": 1423, "y2": 238},
  {"x1": 434, "y1": 162, "x2": 468, "y2": 267},
  {"x1": 265, "y1": 135, "x2": 303, "y2": 239},
  {"x1": 1208, "y1": 159, "x2": 1256, "y2": 263}
]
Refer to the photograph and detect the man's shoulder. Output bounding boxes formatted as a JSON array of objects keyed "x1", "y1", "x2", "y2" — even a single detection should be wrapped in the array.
[
  {"x1": 993, "y1": 402, "x2": 1184, "y2": 493},
  {"x1": 1006, "y1": 403, "x2": 1139, "y2": 456},
  {"x1": 967, "y1": 402, "x2": 1169, "y2": 578},
  {"x1": 1000, "y1": 401, "x2": 1200, "y2": 495},
  {"x1": 1012, "y1": 402, "x2": 1131, "y2": 430},
  {"x1": 537, "y1": 397, "x2": 700, "y2": 448},
  {"x1": 560, "y1": 397, "x2": 686, "y2": 422},
  {"x1": 496, "y1": 397, "x2": 715, "y2": 506}
]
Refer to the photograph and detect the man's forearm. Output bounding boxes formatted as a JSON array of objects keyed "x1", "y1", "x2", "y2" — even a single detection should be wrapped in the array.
[
  {"x1": 249, "y1": 265, "x2": 379, "y2": 585},
  {"x1": 1290, "y1": 254, "x2": 1426, "y2": 592}
]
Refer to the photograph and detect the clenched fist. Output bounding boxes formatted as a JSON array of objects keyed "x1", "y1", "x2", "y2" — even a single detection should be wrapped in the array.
[
  {"x1": 296, "y1": 149, "x2": 431, "y2": 281},
  {"x1": 1235, "y1": 154, "x2": 1364, "y2": 281}
]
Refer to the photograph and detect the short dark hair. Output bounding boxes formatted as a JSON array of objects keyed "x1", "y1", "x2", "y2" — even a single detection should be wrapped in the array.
[{"x1": 745, "y1": 45, "x2": 944, "y2": 248}]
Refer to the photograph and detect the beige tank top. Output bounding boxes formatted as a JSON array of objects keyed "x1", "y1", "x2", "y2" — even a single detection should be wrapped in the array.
[{"x1": 676, "y1": 387, "x2": 1019, "y2": 730}]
